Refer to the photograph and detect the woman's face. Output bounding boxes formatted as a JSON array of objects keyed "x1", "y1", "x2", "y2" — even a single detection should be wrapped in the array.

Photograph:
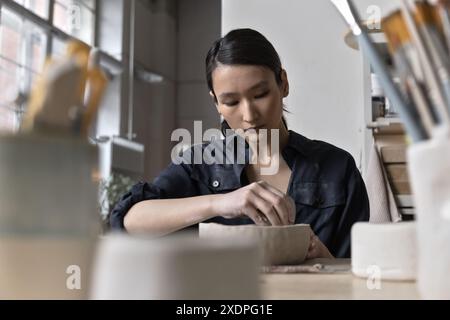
[{"x1": 211, "y1": 64, "x2": 289, "y2": 133}]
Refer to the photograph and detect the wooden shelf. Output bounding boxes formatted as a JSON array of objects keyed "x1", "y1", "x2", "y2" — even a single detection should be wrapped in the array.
[
  {"x1": 367, "y1": 117, "x2": 406, "y2": 135},
  {"x1": 344, "y1": 22, "x2": 387, "y2": 50}
]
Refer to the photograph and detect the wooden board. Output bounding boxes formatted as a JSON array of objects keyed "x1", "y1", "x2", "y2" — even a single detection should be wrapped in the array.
[
  {"x1": 396, "y1": 195, "x2": 415, "y2": 207},
  {"x1": 386, "y1": 164, "x2": 411, "y2": 194},
  {"x1": 400, "y1": 208, "x2": 416, "y2": 215},
  {"x1": 381, "y1": 145, "x2": 407, "y2": 163},
  {"x1": 390, "y1": 181, "x2": 412, "y2": 194}
]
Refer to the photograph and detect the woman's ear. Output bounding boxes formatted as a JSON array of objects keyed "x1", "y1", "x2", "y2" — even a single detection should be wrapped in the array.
[
  {"x1": 209, "y1": 91, "x2": 217, "y2": 105},
  {"x1": 281, "y1": 69, "x2": 289, "y2": 98},
  {"x1": 210, "y1": 91, "x2": 221, "y2": 115}
]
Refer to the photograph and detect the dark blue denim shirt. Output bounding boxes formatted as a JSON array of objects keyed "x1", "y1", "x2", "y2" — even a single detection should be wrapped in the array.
[{"x1": 110, "y1": 130, "x2": 369, "y2": 258}]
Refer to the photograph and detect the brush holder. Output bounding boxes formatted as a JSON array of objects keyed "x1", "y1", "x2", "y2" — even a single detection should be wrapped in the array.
[
  {"x1": 407, "y1": 135, "x2": 450, "y2": 299},
  {"x1": 0, "y1": 133, "x2": 99, "y2": 299}
]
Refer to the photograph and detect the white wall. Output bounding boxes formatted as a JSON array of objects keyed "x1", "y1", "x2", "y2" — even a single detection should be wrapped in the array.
[{"x1": 222, "y1": 0, "x2": 396, "y2": 172}]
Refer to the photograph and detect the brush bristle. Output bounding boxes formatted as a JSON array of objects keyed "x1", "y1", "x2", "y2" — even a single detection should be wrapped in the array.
[
  {"x1": 415, "y1": 1, "x2": 440, "y2": 26},
  {"x1": 383, "y1": 10, "x2": 411, "y2": 54},
  {"x1": 415, "y1": 1, "x2": 447, "y2": 44}
]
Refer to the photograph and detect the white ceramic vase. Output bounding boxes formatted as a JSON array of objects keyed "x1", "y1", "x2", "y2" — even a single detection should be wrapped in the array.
[{"x1": 407, "y1": 135, "x2": 450, "y2": 299}]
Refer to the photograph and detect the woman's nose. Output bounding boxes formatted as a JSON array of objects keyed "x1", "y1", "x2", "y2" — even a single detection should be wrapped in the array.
[{"x1": 242, "y1": 100, "x2": 259, "y2": 123}]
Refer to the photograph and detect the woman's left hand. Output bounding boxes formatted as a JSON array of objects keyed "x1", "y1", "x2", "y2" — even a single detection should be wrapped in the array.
[{"x1": 306, "y1": 231, "x2": 334, "y2": 259}]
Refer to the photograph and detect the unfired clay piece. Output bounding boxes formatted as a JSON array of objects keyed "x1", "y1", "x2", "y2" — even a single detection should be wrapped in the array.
[{"x1": 199, "y1": 223, "x2": 311, "y2": 265}]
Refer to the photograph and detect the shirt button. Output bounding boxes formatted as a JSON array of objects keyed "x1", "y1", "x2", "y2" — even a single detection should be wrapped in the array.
[{"x1": 212, "y1": 180, "x2": 220, "y2": 188}]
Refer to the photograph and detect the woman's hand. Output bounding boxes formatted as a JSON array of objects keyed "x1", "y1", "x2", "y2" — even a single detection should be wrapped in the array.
[
  {"x1": 213, "y1": 181, "x2": 296, "y2": 226},
  {"x1": 306, "y1": 230, "x2": 334, "y2": 259}
]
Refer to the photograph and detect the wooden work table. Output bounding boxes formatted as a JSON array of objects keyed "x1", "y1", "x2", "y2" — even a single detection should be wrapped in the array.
[{"x1": 260, "y1": 259, "x2": 420, "y2": 299}]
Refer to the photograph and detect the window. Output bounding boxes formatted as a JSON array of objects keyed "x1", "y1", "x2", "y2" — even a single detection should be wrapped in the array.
[
  {"x1": 53, "y1": 0, "x2": 95, "y2": 45},
  {"x1": 0, "y1": 0, "x2": 98, "y2": 132},
  {"x1": 0, "y1": 6, "x2": 47, "y2": 131},
  {"x1": 13, "y1": 0, "x2": 50, "y2": 19}
]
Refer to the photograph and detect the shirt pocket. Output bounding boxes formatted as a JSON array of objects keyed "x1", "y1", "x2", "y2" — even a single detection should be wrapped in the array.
[
  {"x1": 290, "y1": 182, "x2": 346, "y2": 208},
  {"x1": 290, "y1": 182, "x2": 346, "y2": 226}
]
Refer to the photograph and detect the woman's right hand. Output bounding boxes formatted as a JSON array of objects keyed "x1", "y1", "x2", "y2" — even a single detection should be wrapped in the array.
[{"x1": 213, "y1": 181, "x2": 296, "y2": 226}]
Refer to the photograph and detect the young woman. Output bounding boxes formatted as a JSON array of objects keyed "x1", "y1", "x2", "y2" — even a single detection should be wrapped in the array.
[{"x1": 110, "y1": 28, "x2": 370, "y2": 259}]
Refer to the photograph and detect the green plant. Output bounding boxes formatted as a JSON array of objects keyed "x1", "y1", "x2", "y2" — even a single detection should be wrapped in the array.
[{"x1": 99, "y1": 172, "x2": 136, "y2": 229}]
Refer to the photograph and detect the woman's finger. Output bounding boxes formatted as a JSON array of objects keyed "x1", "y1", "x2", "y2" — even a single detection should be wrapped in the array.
[
  {"x1": 287, "y1": 197, "x2": 296, "y2": 224},
  {"x1": 252, "y1": 182, "x2": 290, "y2": 225},
  {"x1": 242, "y1": 204, "x2": 270, "y2": 226},
  {"x1": 258, "y1": 181, "x2": 296, "y2": 224},
  {"x1": 248, "y1": 190, "x2": 282, "y2": 226}
]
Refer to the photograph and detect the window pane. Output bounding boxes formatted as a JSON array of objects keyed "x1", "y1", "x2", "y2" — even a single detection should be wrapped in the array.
[
  {"x1": 79, "y1": 0, "x2": 95, "y2": 11},
  {"x1": 51, "y1": 36, "x2": 67, "y2": 58},
  {"x1": 0, "y1": 7, "x2": 47, "y2": 132},
  {"x1": 13, "y1": 0, "x2": 50, "y2": 19},
  {"x1": 0, "y1": 58, "x2": 21, "y2": 133},
  {"x1": 0, "y1": 7, "x2": 47, "y2": 72},
  {"x1": 0, "y1": 7, "x2": 22, "y2": 63},
  {"x1": 0, "y1": 107, "x2": 18, "y2": 133},
  {"x1": 53, "y1": 0, "x2": 95, "y2": 45},
  {"x1": 0, "y1": 58, "x2": 20, "y2": 110}
]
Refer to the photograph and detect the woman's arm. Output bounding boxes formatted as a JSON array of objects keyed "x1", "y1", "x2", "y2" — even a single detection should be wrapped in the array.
[
  {"x1": 124, "y1": 194, "x2": 220, "y2": 235},
  {"x1": 124, "y1": 181, "x2": 296, "y2": 235}
]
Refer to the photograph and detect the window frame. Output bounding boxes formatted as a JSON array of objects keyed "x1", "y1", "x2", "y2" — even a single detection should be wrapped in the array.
[
  {"x1": 1, "y1": 0, "x2": 98, "y2": 56},
  {"x1": 0, "y1": 0, "x2": 123, "y2": 132}
]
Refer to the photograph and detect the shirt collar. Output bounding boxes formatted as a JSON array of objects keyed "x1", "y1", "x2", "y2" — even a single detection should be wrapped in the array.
[{"x1": 284, "y1": 130, "x2": 312, "y2": 157}]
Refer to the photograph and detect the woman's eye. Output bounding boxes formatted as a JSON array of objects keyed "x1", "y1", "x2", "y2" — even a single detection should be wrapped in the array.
[
  {"x1": 255, "y1": 91, "x2": 269, "y2": 99},
  {"x1": 223, "y1": 101, "x2": 239, "y2": 106}
]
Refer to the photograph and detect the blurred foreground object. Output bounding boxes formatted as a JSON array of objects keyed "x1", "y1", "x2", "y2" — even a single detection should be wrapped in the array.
[
  {"x1": 351, "y1": 221, "x2": 416, "y2": 280},
  {"x1": 407, "y1": 136, "x2": 450, "y2": 299},
  {"x1": 90, "y1": 234, "x2": 260, "y2": 299},
  {"x1": 0, "y1": 134, "x2": 99, "y2": 299},
  {"x1": 331, "y1": 0, "x2": 450, "y2": 299},
  {"x1": 0, "y1": 40, "x2": 106, "y2": 298},
  {"x1": 22, "y1": 40, "x2": 107, "y2": 137}
]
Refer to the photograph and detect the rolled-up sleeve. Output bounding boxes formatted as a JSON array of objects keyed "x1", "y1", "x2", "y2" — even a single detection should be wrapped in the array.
[
  {"x1": 109, "y1": 161, "x2": 197, "y2": 231},
  {"x1": 330, "y1": 158, "x2": 370, "y2": 258}
]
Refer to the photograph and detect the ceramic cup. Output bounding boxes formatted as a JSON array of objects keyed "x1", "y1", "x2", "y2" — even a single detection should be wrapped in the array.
[{"x1": 351, "y1": 221, "x2": 417, "y2": 280}]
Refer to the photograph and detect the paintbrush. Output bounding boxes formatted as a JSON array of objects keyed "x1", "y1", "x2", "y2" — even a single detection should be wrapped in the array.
[
  {"x1": 436, "y1": 0, "x2": 450, "y2": 52},
  {"x1": 415, "y1": 1, "x2": 450, "y2": 108},
  {"x1": 383, "y1": 11, "x2": 435, "y2": 136},
  {"x1": 397, "y1": 37, "x2": 436, "y2": 136},
  {"x1": 400, "y1": 0, "x2": 450, "y2": 126},
  {"x1": 330, "y1": 0, "x2": 428, "y2": 142},
  {"x1": 383, "y1": 10, "x2": 425, "y2": 82}
]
